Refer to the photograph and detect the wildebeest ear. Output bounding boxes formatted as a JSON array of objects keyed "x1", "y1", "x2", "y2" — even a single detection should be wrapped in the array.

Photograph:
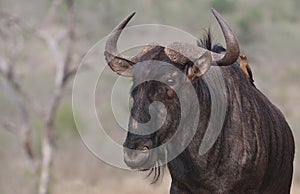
[
  {"x1": 104, "y1": 51, "x2": 135, "y2": 77},
  {"x1": 187, "y1": 51, "x2": 212, "y2": 81}
]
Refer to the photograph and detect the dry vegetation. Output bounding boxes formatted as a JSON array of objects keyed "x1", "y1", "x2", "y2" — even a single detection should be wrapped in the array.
[{"x1": 0, "y1": 0, "x2": 300, "y2": 193}]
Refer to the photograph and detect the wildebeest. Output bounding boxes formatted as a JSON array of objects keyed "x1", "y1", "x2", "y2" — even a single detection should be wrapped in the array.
[{"x1": 104, "y1": 8, "x2": 295, "y2": 194}]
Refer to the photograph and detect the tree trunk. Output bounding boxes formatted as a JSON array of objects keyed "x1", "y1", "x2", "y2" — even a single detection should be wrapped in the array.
[{"x1": 38, "y1": 119, "x2": 55, "y2": 194}]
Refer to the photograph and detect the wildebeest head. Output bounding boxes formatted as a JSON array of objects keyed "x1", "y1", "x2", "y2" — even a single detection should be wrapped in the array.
[{"x1": 104, "y1": 8, "x2": 240, "y2": 179}]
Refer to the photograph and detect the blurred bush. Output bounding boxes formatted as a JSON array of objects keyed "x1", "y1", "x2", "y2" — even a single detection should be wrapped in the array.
[
  {"x1": 237, "y1": 6, "x2": 263, "y2": 44},
  {"x1": 211, "y1": 0, "x2": 237, "y2": 13},
  {"x1": 55, "y1": 103, "x2": 78, "y2": 140}
]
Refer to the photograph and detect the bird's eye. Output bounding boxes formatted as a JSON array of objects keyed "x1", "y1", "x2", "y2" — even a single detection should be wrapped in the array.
[{"x1": 167, "y1": 78, "x2": 176, "y2": 85}]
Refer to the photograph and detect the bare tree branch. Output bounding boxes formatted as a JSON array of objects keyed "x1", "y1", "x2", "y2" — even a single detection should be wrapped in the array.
[
  {"x1": 0, "y1": 119, "x2": 18, "y2": 135},
  {"x1": 1, "y1": 1, "x2": 79, "y2": 193},
  {"x1": 64, "y1": 0, "x2": 76, "y2": 74},
  {"x1": 41, "y1": 0, "x2": 64, "y2": 27},
  {"x1": 0, "y1": 14, "x2": 43, "y2": 115},
  {"x1": 38, "y1": 1, "x2": 76, "y2": 194},
  {"x1": 0, "y1": 73, "x2": 35, "y2": 161},
  {"x1": 0, "y1": 20, "x2": 35, "y2": 161},
  {"x1": 39, "y1": 31, "x2": 66, "y2": 87}
]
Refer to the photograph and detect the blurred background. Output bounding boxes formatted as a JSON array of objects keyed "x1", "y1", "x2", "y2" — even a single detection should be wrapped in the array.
[{"x1": 0, "y1": 0, "x2": 299, "y2": 193}]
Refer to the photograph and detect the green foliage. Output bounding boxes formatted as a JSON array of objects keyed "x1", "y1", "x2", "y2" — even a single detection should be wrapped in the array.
[
  {"x1": 210, "y1": 0, "x2": 236, "y2": 13},
  {"x1": 55, "y1": 103, "x2": 78, "y2": 139},
  {"x1": 237, "y1": 7, "x2": 262, "y2": 44},
  {"x1": 271, "y1": 5, "x2": 294, "y2": 22}
]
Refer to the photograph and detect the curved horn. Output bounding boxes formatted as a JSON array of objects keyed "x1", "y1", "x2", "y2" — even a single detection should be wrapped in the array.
[
  {"x1": 104, "y1": 12, "x2": 136, "y2": 76},
  {"x1": 211, "y1": 8, "x2": 240, "y2": 66}
]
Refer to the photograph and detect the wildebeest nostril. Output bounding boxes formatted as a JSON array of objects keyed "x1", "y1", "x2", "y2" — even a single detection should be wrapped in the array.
[
  {"x1": 141, "y1": 146, "x2": 149, "y2": 152},
  {"x1": 123, "y1": 148, "x2": 150, "y2": 169}
]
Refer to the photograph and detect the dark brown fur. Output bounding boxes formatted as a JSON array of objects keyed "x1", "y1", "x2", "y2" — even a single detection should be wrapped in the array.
[
  {"x1": 105, "y1": 12, "x2": 295, "y2": 194},
  {"x1": 123, "y1": 44, "x2": 294, "y2": 193}
]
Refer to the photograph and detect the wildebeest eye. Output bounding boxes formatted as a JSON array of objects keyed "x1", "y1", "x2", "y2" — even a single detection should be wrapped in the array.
[{"x1": 166, "y1": 78, "x2": 176, "y2": 86}]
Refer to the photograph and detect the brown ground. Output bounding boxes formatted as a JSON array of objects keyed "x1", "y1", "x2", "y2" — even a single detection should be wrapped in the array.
[{"x1": 1, "y1": 130, "x2": 299, "y2": 194}]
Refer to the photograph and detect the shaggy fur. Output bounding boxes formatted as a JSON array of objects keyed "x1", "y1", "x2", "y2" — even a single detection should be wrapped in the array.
[{"x1": 122, "y1": 33, "x2": 294, "y2": 193}]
